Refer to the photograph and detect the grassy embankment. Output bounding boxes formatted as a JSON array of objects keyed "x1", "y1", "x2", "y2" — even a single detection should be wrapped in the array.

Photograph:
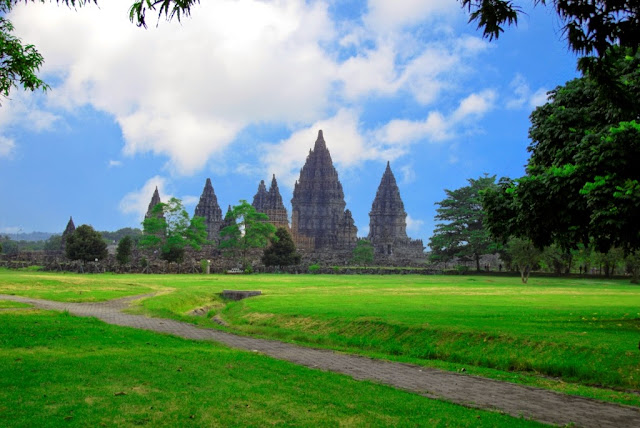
[
  {"x1": 1, "y1": 269, "x2": 639, "y2": 407},
  {"x1": 1, "y1": 308, "x2": 543, "y2": 427}
]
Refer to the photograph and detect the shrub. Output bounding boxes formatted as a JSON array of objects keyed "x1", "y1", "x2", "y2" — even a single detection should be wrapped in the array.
[{"x1": 308, "y1": 264, "x2": 320, "y2": 274}]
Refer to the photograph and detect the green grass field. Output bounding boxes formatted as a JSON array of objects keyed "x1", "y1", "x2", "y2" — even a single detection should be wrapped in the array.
[
  {"x1": 1, "y1": 269, "x2": 639, "y2": 416},
  {"x1": 1, "y1": 309, "x2": 543, "y2": 427}
]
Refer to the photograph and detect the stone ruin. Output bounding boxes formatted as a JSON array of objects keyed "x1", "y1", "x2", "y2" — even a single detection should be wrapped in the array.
[
  {"x1": 194, "y1": 178, "x2": 224, "y2": 245},
  {"x1": 252, "y1": 175, "x2": 289, "y2": 231},
  {"x1": 141, "y1": 130, "x2": 425, "y2": 266},
  {"x1": 368, "y1": 162, "x2": 424, "y2": 263},
  {"x1": 290, "y1": 130, "x2": 357, "y2": 251}
]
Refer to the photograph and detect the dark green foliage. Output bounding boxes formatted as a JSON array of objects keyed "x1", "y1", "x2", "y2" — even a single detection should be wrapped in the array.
[
  {"x1": 262, "y1": 227, "x2": 301, "y2": 267},
  {"x1": 65, "y1": 224, "x2": 107, "y2": 262},
  {"x1": 129, "y1": 0, "x2": 200, "y2": 28},
  {"x1": 351, "y1": 239, "x2": 374, "y2": 266},
  {"x1": 100, "y1": 227, "x2": 142, "y2": 244},
  {"x1": 429, "y1": 175, "x2": 498, "y2": 271},
  {"x1": 461, "y1": 0, "x2": 640, "y2": 77},
  {"x1": 43, "y1": 235, "x2": 62, "y2": 251},
  {"x1": 139, "y1": 198, "x2": 207, "y2": 264},
  {"x1": 219, "y1": 200, "x2": 276, "y2": 269},
  {"x1": 506, "y1": 238, "x2": 541, "y2": 283},
  {"x1": 115, "y1": 235, "x2": 133, "y2": 265},
  {"x1": 483, "y1": 49, "x2": 640, "y2": 256}
]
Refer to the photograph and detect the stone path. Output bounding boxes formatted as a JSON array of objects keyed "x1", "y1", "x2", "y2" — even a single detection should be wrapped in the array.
[{"x1": 2, "y1": 293, "x2": 639, "y2": 428}]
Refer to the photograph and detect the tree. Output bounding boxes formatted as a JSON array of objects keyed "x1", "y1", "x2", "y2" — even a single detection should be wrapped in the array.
[
  {"x1": 351, "y1": 239, "x2": 374, "y2": 266},
  {"x1": 507, "y1": 237, "x2": 541, "y2": 283},
  {"x1": 429, "y1": 175, "x2": 498, "y2": 272},
  {"x1": 483, "y1": 49, "x2": 640, "y2": 258},
  {"x1": 461, "y1": 0, "x2": 640, "y2": 75},
  {"x1": 219, "y1": 200, "x2": 276, "y2": 269},
  {"x1": 43, "y1": 234, "x2": 63, "y2": 251},
  {"x1": 65, "y1": 224, "x2": 107, "y2": 262},
  {"x1": 116, "y1": 235, "x2": 133, "y2": 265},
  {"x1": 262, "y1": 227, "x2": 301, "y2": 267},
  {"x1": 139, "y1": 197, "x2": 207, "y2": 265},
  {"x1": 1, "y1": 0, "x2": 195, "y2": 102}
]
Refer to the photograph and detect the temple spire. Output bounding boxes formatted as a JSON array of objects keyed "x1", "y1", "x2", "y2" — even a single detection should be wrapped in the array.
[
  {"x1": 195, "y1": 178, "x2": 223, "y2": 244},
  {"x1": 145, "y1": 186, "x2": 163, "y2": 219}
]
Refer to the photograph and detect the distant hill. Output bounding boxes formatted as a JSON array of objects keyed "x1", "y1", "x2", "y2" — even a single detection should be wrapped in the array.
[{"x1": 4, "y1": 232, "x2": 55, "y2": 242}]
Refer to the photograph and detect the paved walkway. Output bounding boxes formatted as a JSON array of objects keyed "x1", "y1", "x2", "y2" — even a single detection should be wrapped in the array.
[{"x1": 2, "y1": 293, "x2": 639, "y2": 428}]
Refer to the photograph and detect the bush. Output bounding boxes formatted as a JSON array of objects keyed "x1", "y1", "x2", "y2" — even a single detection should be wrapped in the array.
[
  {"x1": 244, "y1": 265, "x2": 254, "y2": 274},
  {"x1": 200, "y1": 259, "x2": 210, "y2": 274},
  {"x1": 308, "y1": 264, "x2": 320, "y2": 274},
  {"x1": 455, "y1": 265, "x2": 469, "y2": 274}
]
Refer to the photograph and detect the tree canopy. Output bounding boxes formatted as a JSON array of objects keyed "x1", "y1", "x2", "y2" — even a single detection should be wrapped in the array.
[
  {"x1": 219, "y1": 200, "x2": 276, "y2": 269},
  {"x1": 262, "y1": 227, "x2": 301, "y2": 267},
  {"x1": 429, "y1": 175, "x2": 498, "y2": 271},
  {"x1": 483, "y1": 48, "x2": 640, "y2": 255},
  {"x1": 65, "y1": 224, "x2": 107, "y2": 262},
  {"x1": 461, "y1": 0, "x2": 639, "y2": 61},
  {"x1": 116, "y1": 235, "x2": 133, "y2": 265},
  {"x1": 351, "y1": 239, "x2": 374, "y2": 266},
  {"x1": 139, "y1": 198, "x2": 207, "y2": 264}
]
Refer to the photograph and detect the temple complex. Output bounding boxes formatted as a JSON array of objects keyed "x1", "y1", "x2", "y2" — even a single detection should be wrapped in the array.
[
  {"x1": 140, "y1": 130, "x2": 424, "y2": 265},
  {"x1": 144, "y1": 187, "x2": 163, "y2": 219},
  {"x1": 252, "y1": 175, "x2": 289, "y2": 230},
  {"x1": 194, "y1": 178, "x2": 224, "y2": 244},
  {"x1": 368, "y1": 162, "x2": 424, "y2": 261},
  {"x1": 290, "y1": 130, "x2": 357, "y2": 250}
]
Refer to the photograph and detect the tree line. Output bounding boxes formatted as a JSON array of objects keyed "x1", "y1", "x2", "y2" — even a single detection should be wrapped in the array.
[{"x1": 429, "y1": 47, "x2": 640, "y2": 283}]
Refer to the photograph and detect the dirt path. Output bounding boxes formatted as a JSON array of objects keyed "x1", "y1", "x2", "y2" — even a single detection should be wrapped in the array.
[{"x1": 2, "y1": 293, "x2": 639, "y2": 428}]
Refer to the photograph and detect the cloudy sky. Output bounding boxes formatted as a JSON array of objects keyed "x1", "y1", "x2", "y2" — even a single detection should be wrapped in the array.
[{"x1": 0, "y1": 0, "x2": 578, "y2": 243}]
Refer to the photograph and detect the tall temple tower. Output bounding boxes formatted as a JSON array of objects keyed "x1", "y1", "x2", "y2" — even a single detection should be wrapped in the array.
[
  {"x1": 61, "y1": 216, "x2": 76, "y2": 250},
  {"x1": 291, "y1": 130, "x2": 357, "y2": 250},
  {"x1": 252, "y1": 175, "x2": 289, "y2": 230},
  {"x1": 194, "y1": 178, "x2": 224, "y2": 244},
  {"x1": 368, "y1": 162, "x2": 424, "y2": 259},
  {"x1": 145, "y1": 187, "x2": 163, "y2": 219}
]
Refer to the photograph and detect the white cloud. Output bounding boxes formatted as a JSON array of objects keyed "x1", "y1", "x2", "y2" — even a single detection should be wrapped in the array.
[
  {"x1": 261, "y1": 109, "x2": 384, "y2": 188},
  {"x1": 182, "y1": 195, "x2": 200, "y2": 207},
  {"x1": 108, "y1": 160, "x2": 122, "y2": 168},
  {"x1": 529, "y1": 88, "x2": 549, "y2": 108},
  {"x1": 10, "y1": 0, "x2": 337, "y2": 175},
  {"x1": 0, "y1": 226, "x2": 22, "y2": 234},
  {"x1": 452, "y1": 89, "x2": 496, "y2": 121},
  {"x1": 506, "y1": 74, "x2": 548, "y2": 110},
  {"x1": 400, "y1": 164, "x2": 416, "y2": 184},
  {"x1": 364, "y1": 0, "x2": 458, "y2": 32},
  {"x1": 406, "y1": 214, "x2": 424, "y2": 233},
  {"x1": 119, "y1": 176, "x2": 173, "y2": 220},
  {"x1": 376, "y1": 89, "x2": 496, "y2": 146},
  {"x1": 0, "y1": 137, "x2": 16, "y2": 158}
]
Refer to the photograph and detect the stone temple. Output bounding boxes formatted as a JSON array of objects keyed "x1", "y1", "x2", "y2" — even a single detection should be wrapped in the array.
[
  {"x1": 290, "y1": 130, "x2": 358, "y2": 250},
  {"x1": 195, "y1": 178, "x2": 224, "y2": 244},
  {"x1": 368, "y1": 162, "x2": 424, "y2": 261},
  {"x1": 142, "y1": 130, "x2": 424, "y2": 264},
  {"x1": 252, "y1": 175, "x2": 289, "y2": 231},
  {"x1": 145, "y1": 187, "x2": 163, "y2": 219}
]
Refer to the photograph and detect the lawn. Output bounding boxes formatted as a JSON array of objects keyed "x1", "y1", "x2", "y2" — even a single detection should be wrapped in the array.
[
  {"x1": 0, "y1": 309, "x2": 543, "y2": 427},
  {"x1": 1, "y1": 269, "x2": 639, "y2": 407}
]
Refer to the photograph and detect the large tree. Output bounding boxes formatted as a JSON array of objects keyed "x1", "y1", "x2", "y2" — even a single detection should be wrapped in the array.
[
  {"x1": 262, "y1": 227, "x2": 301, "y2": 267},
  {"x1": 219, "y1": 200, "x2": 276, "y2": 269},
  {"x1": 139, "y1": 197, "x2": 207, "y2": 265},
  {"x1": 461, "y1": 0, "x2": 640, "y2": 74},
  {"x1": 65, "y1": 224, "x2": 107, "y2": 262},
  {"x1": 483, "y1": 49, "x2": 640, "y2": 257},
  {"x1": 429, "y1": 175, "x2": 498, "y2": 272}
]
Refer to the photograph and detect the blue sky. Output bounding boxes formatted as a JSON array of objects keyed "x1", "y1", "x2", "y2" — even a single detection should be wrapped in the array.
[{"x1": 0, "y1": 0, "x2": 578, "y2": 244}]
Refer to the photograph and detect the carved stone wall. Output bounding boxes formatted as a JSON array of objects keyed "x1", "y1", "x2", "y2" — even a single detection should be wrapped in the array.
[{"x1": 252, "y1": 175, "x2": 289, "y2": 231}]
